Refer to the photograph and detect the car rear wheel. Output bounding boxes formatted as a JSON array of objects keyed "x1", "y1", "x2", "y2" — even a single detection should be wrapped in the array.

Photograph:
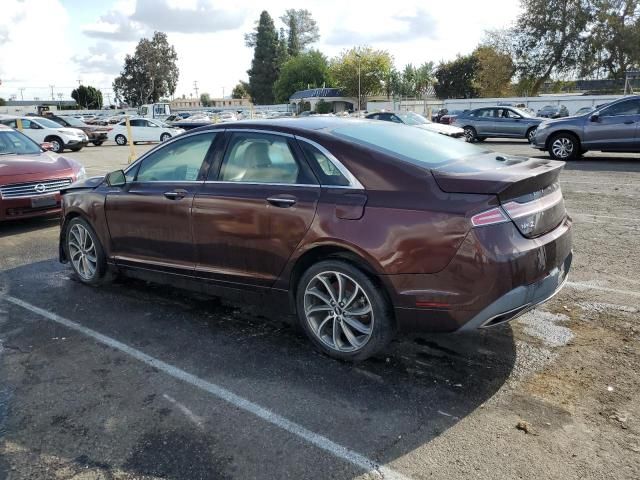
[
  {"x1": 160, "y1": 133, "x2": 171, "y2": 142},
  {"x1": 46, "y1": 136, "x2": 64, "y2": 153},
  {"x1": 65, "y1": 217, "x2": 109, "y2": 285},
  {"x1": 296, "y1": 260, "x2": 394, "y2": 361},
  {"x1": 526, "y1": 127, "x2": 537, "y2": 143},
  {"x1": 115, "y1": 134, "x2": 127, "y2": 146},
  {"x1": 92, "y1": 141, "x2": 104, "y2": 146},
  {"x1": 463, "y1": 126, "x2": 477, "y2": 143},
  {"x1": 549, "y1": 133, "x2": 579, "y2": 160}
]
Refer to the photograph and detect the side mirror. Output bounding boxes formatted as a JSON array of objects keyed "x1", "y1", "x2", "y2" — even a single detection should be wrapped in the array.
[
  {"x1": 40, "y1": 142, "x2": 54, "y2": 151},
  {"x1": 590, "y1": 112, "x2": 600, "y2": 122},
  {"x1": 105, "y1": 170, "x2": 126, "y2": 187}
]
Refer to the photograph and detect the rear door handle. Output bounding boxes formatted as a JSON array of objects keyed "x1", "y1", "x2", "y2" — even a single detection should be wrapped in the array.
[
  {"x1": 164, "y1": 189, "x2": 188, "y2": 200},
  {"x1": 624, "y1": 120, "x2": 635, "y2": 124},
  {"x1": 267, "y1": 196, "x2": 297, "y2": 207}
]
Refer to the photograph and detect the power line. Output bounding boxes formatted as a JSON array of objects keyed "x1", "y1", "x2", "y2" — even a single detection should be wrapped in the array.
[{"x1": 193, "y1": 81, "x2": 199, "y2": 98}]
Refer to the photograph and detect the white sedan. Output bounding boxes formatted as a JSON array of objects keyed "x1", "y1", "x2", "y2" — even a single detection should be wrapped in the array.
[
  {"x1": 107, "y1": 118, "x2": 185, "y2": 145},
  {"x1": 365, "y1": 111, "x2": 465, "y2": 138}
]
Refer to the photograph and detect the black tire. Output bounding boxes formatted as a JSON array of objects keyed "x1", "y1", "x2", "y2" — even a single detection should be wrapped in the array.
[
  {"x1": 45, "y1": 136, "x2": 64, "y2": 153},
  {"x1": 296, "y1": 259, "x2": 395, "y2": 361},
  {"x1": 526, "y1": 127, "x2": 537, "y2": 143},
  {"x1": 70, "y1": 146, "x2": 83, "y2": 152},
  {"x1": 160, "y1": 133, "x2": 171, "y2": 142},
  {"x1": 115, "y1": 134, "x2": 127, "y2": 146},
  {"x1": 92, "y1": 141, "x2": 104, "y2": 146},
  {"x1": 548, "y1": 133, "x2": 580, "y2": 160},
  {"x1": 64, "y1": 217, "x2": 110, "y2": 286},
  {"x1": 476, "y1": 137, "x2": 487, "y2": 142},
  {"x1": 463, "y1": 126, "x2": 477, "y2": 143}
]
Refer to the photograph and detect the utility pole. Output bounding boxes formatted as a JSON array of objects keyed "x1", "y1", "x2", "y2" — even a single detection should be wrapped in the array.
[
  {"x1": 105, "y1": 92, "x2": 111, "y2": 107},
  {"x1": 222, "y1": 86, "x2": 225, "y2": 99},
  {"x1": 77, "y1": 78, "x2": 82, "y2": 86},
  {"x1": 193, "y1": 81, "x2": 199, "y2": 98},
  {"x1": 57, "y1": 92, "x2": 63, "y2": 109},
  {"x1": 19, "y1": 88, "x2": 25, "y2": 101},
  {"x1": 355, "y1": 52, "x2": 362, "y2": 113},
  {"x1": 50, "y1": 85, "x2": 55, "y2": 101}
]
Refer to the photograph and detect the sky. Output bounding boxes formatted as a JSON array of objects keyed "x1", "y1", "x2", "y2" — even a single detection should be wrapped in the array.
[{"x1": 0, "y1": 0, "x2": 522, "y2": 104}]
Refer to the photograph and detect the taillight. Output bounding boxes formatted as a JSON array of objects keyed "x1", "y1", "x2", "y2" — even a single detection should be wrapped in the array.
[{"x1": 471, "y1": 207, "x2": 509, "y2": 227}]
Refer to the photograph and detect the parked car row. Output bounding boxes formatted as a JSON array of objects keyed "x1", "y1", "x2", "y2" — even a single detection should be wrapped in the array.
[{"x1": 453, "y1": 107, "x2": 543, "y2": 143}]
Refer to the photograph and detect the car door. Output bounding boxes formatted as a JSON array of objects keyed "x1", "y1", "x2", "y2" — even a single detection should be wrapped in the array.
[
  {"x1": 144, "y1": 120, "x2": 162, "y2": 141},
  {"x1": 128, "y1": 119, "x2": 147, "y2": 142},
  {"x1": 494, "y1": 108, "x2": 527, "y2": 137},
  {"x1": 471, "y1": 109, "x2": 495, "y2": 136},
  {"x1": 104, "y1": 131, "x2": 219, "y2": 273},
  {"x1": 192, "y1": 130, "x2": 320, "y2": 288},
  {"x1": 583, "y1": 98, "x2": 640, "y2": 150}
]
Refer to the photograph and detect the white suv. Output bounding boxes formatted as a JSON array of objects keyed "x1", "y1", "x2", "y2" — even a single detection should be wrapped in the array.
[{"x1": 0, "y1": 116, "x2": 89, "y2": 153}]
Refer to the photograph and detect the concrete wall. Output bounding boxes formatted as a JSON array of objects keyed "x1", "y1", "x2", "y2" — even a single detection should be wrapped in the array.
[{"x1": 443, "y1": 94, "x2": 623, "y2": 115}]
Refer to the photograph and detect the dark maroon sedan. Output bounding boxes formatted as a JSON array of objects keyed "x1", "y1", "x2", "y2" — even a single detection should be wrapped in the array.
[
  {"x1": 59, "y1": 118, "x2": 572, "y2": 360},
  {"x1": 0, "y1": 125, "x2": 86, "y2": 222}
]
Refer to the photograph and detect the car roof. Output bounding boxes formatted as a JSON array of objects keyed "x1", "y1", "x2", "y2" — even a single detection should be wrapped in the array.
[
  {"x1": 0, "y1": 124, "x2": 12, "y2": 131},
  {"x1": 187, "y1": 117, "x2": 374, "y2": 135}
]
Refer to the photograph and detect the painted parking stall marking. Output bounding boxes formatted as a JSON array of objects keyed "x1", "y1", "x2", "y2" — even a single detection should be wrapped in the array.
[{"x1": 4, "y1": 295, "x2": 411, "y2": 480}]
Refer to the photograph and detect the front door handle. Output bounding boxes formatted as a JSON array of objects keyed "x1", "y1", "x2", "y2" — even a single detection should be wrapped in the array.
[
  {"x1": 267, "y1": 196, "x2": 297, "y2": 207},
  {"x1": 623, "y1": 120, "x2": 635, "y2": 124},
  {"x1": 164, "y1": 189, "x2": 188, "y2": 200}
]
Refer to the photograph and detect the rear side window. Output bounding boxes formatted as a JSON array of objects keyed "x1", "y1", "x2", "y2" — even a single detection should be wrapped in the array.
[
  {"x1": 601, "y1": 99, "x2": 640, "y2": 116},
  {"x1": 331, "y1": 121, "x2": 490, "y2": 168},
  {"x1": 299, "y1": 142, "x2": 349, "y2": 186}
]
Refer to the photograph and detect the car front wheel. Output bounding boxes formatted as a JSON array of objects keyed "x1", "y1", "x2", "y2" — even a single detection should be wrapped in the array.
[
  {"x1": 296, "y1": 260, "x2": 394, "y2": 361},
  {"x1": 65, "y1": 217, "x2": 109, "y2": 285},
  {"x1": 549, "y1": 133, "x2": 579, "y2": 160},
  {"x1": 160, "y1": 133, "x2": 171, "y2": 142},
  {"x1": 527, "y1": 127, "x2": 537, "y2": 143},
  {"x1": 46, "y1": 136, "x2": 64, "y2": 153}
]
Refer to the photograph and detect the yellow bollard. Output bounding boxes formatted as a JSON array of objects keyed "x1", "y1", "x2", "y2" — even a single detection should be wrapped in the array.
[
  {"x1": 125, "y1": 116, "x2": 136, "y2": 164},
  {"x1": 16, "y1": 118, "x2": 23, "y2": 132}
]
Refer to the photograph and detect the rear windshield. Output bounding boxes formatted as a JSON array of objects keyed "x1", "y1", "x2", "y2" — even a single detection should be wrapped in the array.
[{"x1": 330, "y1": 121, "x2": 490, "y2": 167}]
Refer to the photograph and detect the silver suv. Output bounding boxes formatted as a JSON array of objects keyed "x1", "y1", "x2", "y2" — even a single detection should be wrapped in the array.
[{"x1": 531, "y1": 96, "x2": 640, "y2": 160}]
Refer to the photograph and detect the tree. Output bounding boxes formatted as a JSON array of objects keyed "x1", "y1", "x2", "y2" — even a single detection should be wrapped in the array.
[
  {"x1": 582, "y1": 0, "x2": 640, "y2": 79},
  {"x1": 315, "y1": 99, "x2": 332, "y2": 113},
  {"x1": 472, "y1": 46, "x2": 515, "y2": 97},
  {"x1": 0, "y1": 97, "x2": 6, "y2": 106},
  {"x1": 276, "y1": 28, "x2": 290, "y2": 70},
  {"x1": 434, "y1": 55, "x2": 479, "y2": 99},
  {"x1": 200, "y1": 93, "x2": 211, "y2": 107},
  {"x1": 330, "y1": 47, "x2": 393, "y2": 109},
  {"x1": 502, "y1": 0, "x2": 593, "y2": 95},
  {"x1": 71, "y1": 85, "x2": 103, "y2": 109},
  {"x1": 246, "y1": 11, "x2": 280, "y2": 104},
  {"x1": 232, "y1": 82, "x2": 250, "y2": 99},
  {"x1": 113, "y1": 31, "x2": 179, "y2": 106},
  {"x1": 280, "y1": 9, "x2": 319, "y2": 53},
  {"x1": 274, "y1": 50, "x2": 332, "y2": 102}
]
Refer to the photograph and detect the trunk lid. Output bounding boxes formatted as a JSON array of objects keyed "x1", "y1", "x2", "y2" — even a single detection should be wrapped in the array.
[{"x1": 432, "y1": 154, "x2": 567, "y2": 238}]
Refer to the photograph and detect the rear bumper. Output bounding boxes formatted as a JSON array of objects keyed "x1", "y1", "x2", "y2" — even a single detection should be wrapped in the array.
[{"x1": 387, "y1": 217, "x2": 573, "y2": 332}]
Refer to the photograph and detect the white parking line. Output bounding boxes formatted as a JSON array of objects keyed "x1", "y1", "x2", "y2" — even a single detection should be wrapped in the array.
[
  {"x1": 566, "y1": 282, "x2": 640, "y2": 298},
  {"x1": 4, "y1": 295, "x2": 410, "y2": 480}
]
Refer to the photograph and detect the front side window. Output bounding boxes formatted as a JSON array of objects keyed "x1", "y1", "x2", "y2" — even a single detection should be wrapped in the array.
[
  {"x1": 601, "y1": 99, "x2": 640, "y2": 117},
  {"x1": 219, "y1": 133, "x2": 314, "y2": 185},
  {"x1": 135, "y1": 132, "x2": 216, "y2": 182},
  {"x1": 35, "y1": 118, "x2": 62, "y2": 128}
]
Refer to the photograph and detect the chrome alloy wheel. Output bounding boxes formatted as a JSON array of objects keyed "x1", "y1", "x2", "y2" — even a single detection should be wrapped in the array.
[
  {"x1": 68, "y1": 223, "x2": 98, "y2": 280},
  {"x1": 527, "y1": 128, "x2": 537, "y2": 142},
  {"x1": 551, "y1": 137, "x2": 574, "y2": 159},
  {"x1": 303, "y1": 271, "x2": 374, "y2": 353}
]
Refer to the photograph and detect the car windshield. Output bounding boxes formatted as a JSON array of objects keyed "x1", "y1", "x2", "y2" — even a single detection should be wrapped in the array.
[
  {"x1": 60, "y1": 116, "x2": 87, "y2": 127},
  {"x1": 511, "y1": 107, "x2": 533, "y2": 118},
  {"x1": 37, "y1": 118, "x2": 67, "y2": 128},
  {"x1": 330, "y1": 121, "x2": 490, "y2": 168},
  {"x1": 0, "y1": 130, "x2": 43, "y2": 155},
  {"x1": 396, "y1": 112, "x2": 430, "y2": 125}
]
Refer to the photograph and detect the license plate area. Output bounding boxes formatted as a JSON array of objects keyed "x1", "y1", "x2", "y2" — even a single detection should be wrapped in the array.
[{"x1": 31, "y1": 195, "x2": 57, "y2": 209}]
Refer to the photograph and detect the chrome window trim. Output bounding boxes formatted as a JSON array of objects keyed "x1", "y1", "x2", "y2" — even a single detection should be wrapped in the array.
[
  {"x1": 224, "y1": 128, "x2": 295, "y2": 138},
  {"x1": 294, "y1": 136, "x2": 365, "y2": 190},
  {"x1": 204, "y1": 180, "x2": 320, "y2": 188}
]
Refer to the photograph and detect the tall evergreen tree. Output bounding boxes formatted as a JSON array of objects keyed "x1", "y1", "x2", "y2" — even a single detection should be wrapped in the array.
[
  {"x1": 247, "y1": 11, "x2": 279, "y2": 105},
  {"x1": 280, "y1": 9, "x2": 319, "y2": 52},
  {"x1": 287, "y1": 17, "x2": 301, "y2": 56}
]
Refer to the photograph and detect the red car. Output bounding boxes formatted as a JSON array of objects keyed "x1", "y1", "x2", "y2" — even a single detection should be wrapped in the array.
[
  {"x1": 0, "y1": 125, "x2": 86, "y2": 221},
  {"x1": 59, "y1": 118, "x2": 572, "y2": 361}
]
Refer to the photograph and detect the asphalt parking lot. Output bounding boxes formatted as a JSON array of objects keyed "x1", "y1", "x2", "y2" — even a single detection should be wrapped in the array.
[{"x1": 1, "y1": 139, "x2": 639, "y2": 480}]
